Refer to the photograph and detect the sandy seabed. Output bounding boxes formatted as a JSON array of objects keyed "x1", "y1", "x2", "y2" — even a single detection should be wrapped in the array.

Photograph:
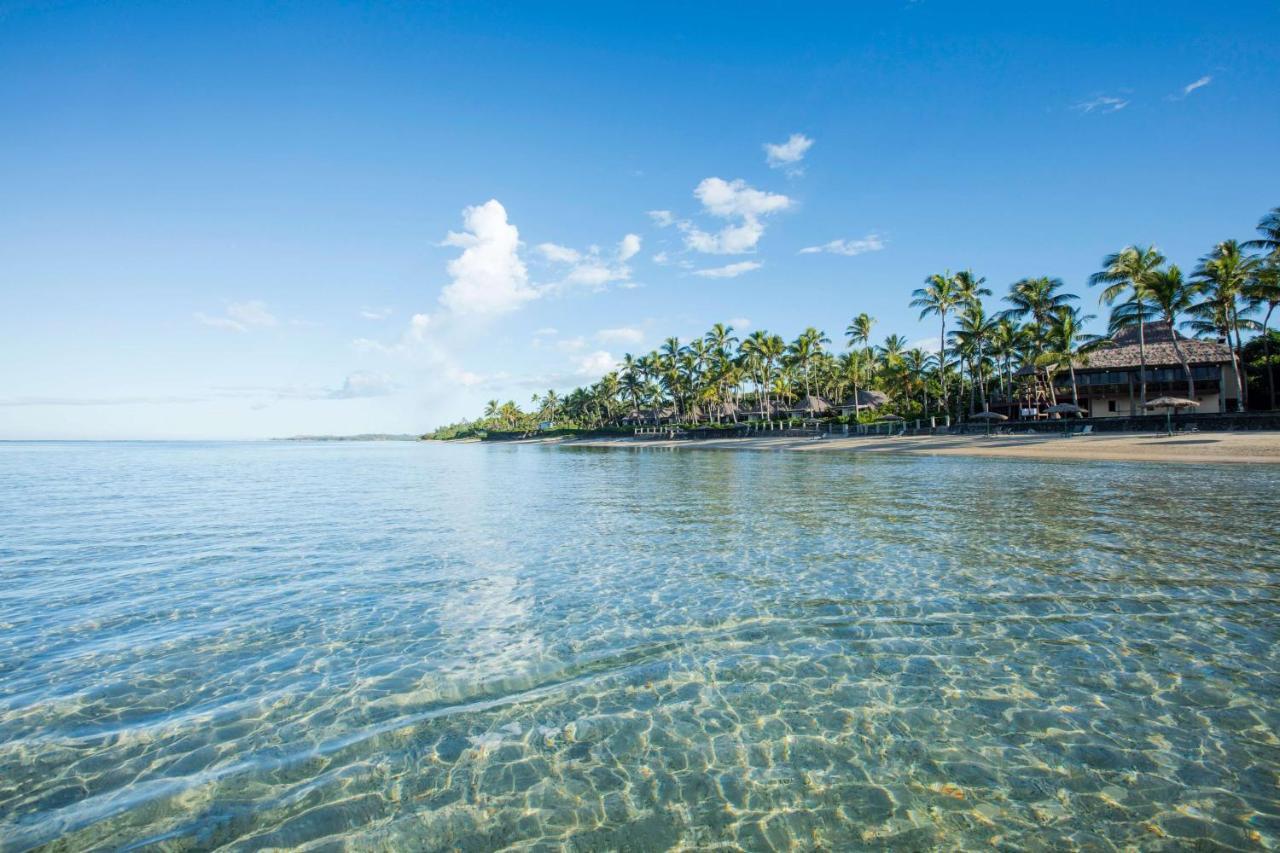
[{"x1": 504, "y1": 430, "x2": 1280, "y2": 465}]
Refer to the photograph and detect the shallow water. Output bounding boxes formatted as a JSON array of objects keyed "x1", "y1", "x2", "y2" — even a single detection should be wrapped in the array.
[{"x1": 1, "y1": 441, "x2": 1278, "y2": 851}]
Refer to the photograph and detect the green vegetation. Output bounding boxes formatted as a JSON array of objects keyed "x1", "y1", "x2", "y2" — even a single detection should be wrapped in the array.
[{"x1": 427, "y1": 206, "x2": 1280, "y2": 437}]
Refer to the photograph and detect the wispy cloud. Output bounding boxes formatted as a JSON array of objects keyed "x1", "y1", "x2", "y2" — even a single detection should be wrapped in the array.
[
  {"x1": 693, "y1": 261, "x2": 763, "y2": 279},
  {"x1": 595, "y1": 326, "x2": 644, "y2": 345},
  {"x1": 1172, "y1": 75, "x2": 1213, "y2": 99},
  {"x1": 537, "y1": 233, "x2": 641, "y2": 294},
  {"x1": 764, "y1": 133, "x2": 814, "y2": 174},
  {"x1": 327, "y1": 370, "x2": 396, "y2": 399},
  {"x1": 1072, "y1": 95, "x2": 1129, "y2": 114},
  {"x1": 195, "y1": 300, "x2": 278, "y2": 332},
  {"x1": 360, "y1": 307, "x2": 393, "y2": 320},
  {"x1": 799, "y1": 234, "x2": 886, "y2": 256}
]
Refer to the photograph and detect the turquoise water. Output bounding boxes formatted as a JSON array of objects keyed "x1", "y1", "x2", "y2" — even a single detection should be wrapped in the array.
[{"x1": 1, "y1": 441, "x2": 1278, "y2": 851}]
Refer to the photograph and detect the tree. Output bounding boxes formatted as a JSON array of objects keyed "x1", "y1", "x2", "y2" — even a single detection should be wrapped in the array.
[
  {"x1": 1191, "y1": 240, "x2": 1259, "y2": 412},
  {"x1": 1041, "y1": 306, "x2": 1105, "y2": 409},
  {"x1": 911, "y1": 272, "x2": 962, "y2": 418},
  {"x1": 844, "y1": 313, "x2": 875, "y2": 411},
  {"x1": 1136, "y1": 266, "x2": 1199, "y2": 400},
  {"x1": 1243, "y1": 208, "x2": 1280, "y2": 410},
  {"x1": 1090, "y1": 245, "x2": 1166, "y2": 411}
]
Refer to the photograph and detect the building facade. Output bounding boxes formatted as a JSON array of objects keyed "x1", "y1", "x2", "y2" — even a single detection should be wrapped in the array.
[{"x1": 1008, "y1": 324, "x2": 1239, "y2": 418}]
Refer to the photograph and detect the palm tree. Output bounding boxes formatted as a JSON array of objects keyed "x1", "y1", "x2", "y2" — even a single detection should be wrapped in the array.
[
  {"x1": 1139, "y1": 266, "x2": 1200, "y2": 400},
  {"x1": 902, "y1": 348, "x2": 935, "y2": 417},
  {"x1": 1244, "y1": 208, "x2": 1280, "y2": 410},
  {"x1": 952, "y1": 300, "x2": 997, "y2": 413},
  {"x1": 1192, "y1": 240, "x2": 1259, "y2": 412},
  {"x1": 911, "y1": 272, "x2": 962, "y2": 418},
  {"x1": 1040, "y1": 306, "x2": 1105, "y2": 409},
  {"x1": 1090, "y1": 245, "x2": 1166, "y2": 410},
  {"x1": 787, "y1": 327, "x2": 830, "y2": 398},
  {"x1": 844, "y1": 313, "x2": 875, "y2": 412},
  {"x1": 1246, "y1": 263, "x2": 1280, "y2": 410}
]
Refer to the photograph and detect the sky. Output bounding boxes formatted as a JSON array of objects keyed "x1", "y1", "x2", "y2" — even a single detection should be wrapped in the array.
[{"x1": 2, "y1": 1, "x2": 1278, "y2": 439}]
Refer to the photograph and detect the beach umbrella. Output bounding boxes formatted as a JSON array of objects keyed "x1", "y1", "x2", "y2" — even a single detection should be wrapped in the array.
[
  {"x1": 1044, "y1": 402, "x2": 1085, "y2": 435},
  {"x1": 971, "y1": 410, "x2": 1008, "y2": 436},
  {"x1": 875, "y1": 413, "x2": 904, "y2": 435},
  {"x1": 1145, "y1": 396, "x2": 1199, "y2": 436}
]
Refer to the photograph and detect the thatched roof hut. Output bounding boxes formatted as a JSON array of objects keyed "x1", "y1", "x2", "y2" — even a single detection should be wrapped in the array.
[
  {"x1": 792, "y1": 395, "x2": 831, "y2": 415},
  {"x1": 838, "y1": 389, "x2": 888, "y2": 412}
]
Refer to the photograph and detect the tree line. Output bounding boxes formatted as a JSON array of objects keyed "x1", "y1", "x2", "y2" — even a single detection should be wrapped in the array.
[{"x1": 426, "y1": 206, "x2": 1279, "y2": 438}]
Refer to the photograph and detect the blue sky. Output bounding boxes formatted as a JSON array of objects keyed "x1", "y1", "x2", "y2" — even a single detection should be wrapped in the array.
[{"x1": 2, "y1": 1, "x2": 1278, "y2": 438}]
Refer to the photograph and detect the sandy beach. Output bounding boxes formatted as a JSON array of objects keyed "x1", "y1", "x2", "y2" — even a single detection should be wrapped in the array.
[{"x1": 504, "y1": 430, "x2": 1280, "y2": 464}]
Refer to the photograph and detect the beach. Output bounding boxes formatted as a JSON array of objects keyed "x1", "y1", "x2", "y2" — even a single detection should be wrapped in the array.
[{"x1": 520, "y1": 430, "x2": 1280, "y2": 464}]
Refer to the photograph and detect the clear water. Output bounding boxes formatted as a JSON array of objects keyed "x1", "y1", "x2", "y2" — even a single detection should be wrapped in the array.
[{"x1": 1, "y1": 441, "x2": 1278, "y2": 851}]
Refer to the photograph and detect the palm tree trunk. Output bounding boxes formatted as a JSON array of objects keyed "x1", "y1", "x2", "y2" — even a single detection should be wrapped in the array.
[
  {"x1": 938, "y1": 318, "x2": 947, "y2": 418},
  {"x1": 1137, "y1": 316, "x2": 1149, "y2": 410},
  {"x1": 1167, "y1": 317, "x2": 1195, "y2": 400},
  {"x1": 1264, "y1": 304, "x2": 1277, "y2": 410},
  {"x1": 1068, "y1": 363, "x2": 1080, "y2": 409},
  {"x1": 1230, "y1": 304, "x2": 1247, "y2": 410}
]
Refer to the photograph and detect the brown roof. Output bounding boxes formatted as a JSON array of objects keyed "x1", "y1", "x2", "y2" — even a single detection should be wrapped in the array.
[{"x1": 1020, "y1": 323, "x2": 1232, "y2": 373}]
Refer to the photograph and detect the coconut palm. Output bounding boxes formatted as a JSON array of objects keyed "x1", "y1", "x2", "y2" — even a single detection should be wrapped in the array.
[
  {"x1": 1139, "y1": 266, "x2": 1200, "y2": 400},
  {"x1": 1191, "y1": 240, "x2": 1259, "y2": 411},
  {"x1": 1040, "y1": 306, "x2": 1106, "y2": 409},
  {"x1": 844, "y1": 313, "x2": 875, "y2": 414},
  {"x1": 952, "y1": 300, "x2": 997, "y2": 413},
  {"x1": 1246, "y1": 263, "x2": 1280, "y2": 410},
  {"x1": 1089, "y1": 245, "x2": 1166, "y2": 409},
  {"x1": 911, "y1": 272, "x2": 962, "y2": 417}
]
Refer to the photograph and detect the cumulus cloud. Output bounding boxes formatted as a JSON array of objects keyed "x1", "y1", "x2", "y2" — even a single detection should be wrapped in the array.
[
  {"x1": 439, "y1": 200, "x2": 536, "y2": 315},
  {"x1": 595, "y1": 326, "x2": 644, "y2": 345},
  {"x1": 674, "y1": 178, "x2": 793, "y2": 255},
  {"x1": 328, "y1": 370, "x2": 396, "y2": 399},
  {"x1": 195, "y1": 300, "x2": 278, "y2": 332},
  {"x1": 764, "y1": 133, "x2": 814, "y2": 173},
  {"x1": 538, "y1": 232, "x2": 640, "y2": 293},
  {"x1": 648, "y1": 210, "x2": 676, "y2": 227},
  {"x1": 1072, "y1": 95, "x2": 1129, "y2": 114},
  {"x1": 618, "y1": 233, "x2": 641, "y2": 261},
  {"x1": 575, "y1": 350, "x2": 618, "y2": 376},
  {"x1": 693, "y1": 261, "x2": 763, "y2": 279},
  {"x1": 799, "y1": 234, "x2": 886, "y2": 256}
]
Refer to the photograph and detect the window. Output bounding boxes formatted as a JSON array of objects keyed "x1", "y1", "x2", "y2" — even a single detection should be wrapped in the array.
[{"x1": 1107, "y1": 400, "x2": 1117, "y2": 413}]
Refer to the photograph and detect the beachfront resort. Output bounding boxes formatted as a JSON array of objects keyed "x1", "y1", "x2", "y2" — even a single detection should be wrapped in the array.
[{"x1": 427, "y1": 207, "x2": 1280, "y2": 441}]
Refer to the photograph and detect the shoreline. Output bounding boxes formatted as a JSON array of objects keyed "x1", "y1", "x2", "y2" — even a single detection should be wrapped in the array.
[{"x1": 492, "y1": 430, "x2": 1280, "y2": 465}]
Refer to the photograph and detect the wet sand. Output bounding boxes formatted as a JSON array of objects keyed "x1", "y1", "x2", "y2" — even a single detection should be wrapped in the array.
[{"x1": 511, "y1": 431, "x2": 1280, "y2": 464}]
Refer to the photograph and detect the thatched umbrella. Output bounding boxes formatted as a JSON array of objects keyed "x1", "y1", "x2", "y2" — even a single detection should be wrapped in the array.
[
  {"x1": 971, "y1": 410, "x2": 1008, "y2": 436},
  {"x1": 874, "y1": 413, "x2": 904, "y2": 435},
  {"x1": 1045, "y1": 402, "x2": 1085, "y2": 435},
  {"x1": 1146, "y1": 396, "x2": 1199, "y2": 436}
]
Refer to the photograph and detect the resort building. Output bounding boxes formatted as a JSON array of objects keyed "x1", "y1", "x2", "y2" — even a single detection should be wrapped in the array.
[{"x1": 1009, "y1": 324, "x2": 1239, "y2": 418}]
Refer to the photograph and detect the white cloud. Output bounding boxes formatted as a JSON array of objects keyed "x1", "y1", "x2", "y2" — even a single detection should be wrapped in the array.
[
  {"x1": 693, "y1": 261, "x2": 763, "y2": 279},
  {"x1": 439, "y1": 199, "x2": 536, "y2": 315},
  {"x1": 1180, "y1": 75, "x2": 1212, "y2": 97},
  {"x1": 536, "y1": 242, "x2": 582, "y2": 264},
  {"x1": 595, "y1": 326, "x2": 644, "y2": 345},
  {"x1": 534, "y1": 327, "x2": 559, "y2": 337},
  {"x1": 908, "y1": 337, "x2": 941, "y2": 354},
  {"x1": 799, "y1": 234, "x2": 886, "y2": 256},
  {"x1": 648, "y1": 210, "x2": 676, "y2": 227},
  {"x1": 1073, "y1": 95, "x2": 1129, "y2": 114},
  {"x1": 328, "y1": 370, "x2": 396, "y2": 399},
  {"x1": 694, "y1": 177, "x2": 791, "y2": 219},
  {"x1": 575, "y1": 350, "x2": 618, "y2": 376},
  {"x1": 408, "y1": 312, "x2": 431, "y2": 341},
  {"x1": 539, "y1": 231, "x2": 639, "y2": 293},
  {"x1": 227, "y1": 300, "x2": 277, "y2": 327},
  {"x1": 677, "y1": 178, "x2": 792, "y2": 255},
  {"x1": 195, "y1": 313, "x2": 247, "y2": 333},
  {"x1": 556, "y1": 335, "x2": 587, "y2": 352},
  {"x1": 360, "y1": 307, "x2": 392, "y2": 320},
  {"x1": 618, "y1": 233, "x2": 641, "y2": 261},
  {"x1": 196, "y1": 300, "x2": 278, "y2": 332},
  {"x1": 764, "y1": 133, "x2": 814, "y2": 173},
  {"x1": 651, "y1": 251, "x2": 670, "y2": 265},
  {"x1": 729, "y1": 317, "x2": 751, "y2": 330}
]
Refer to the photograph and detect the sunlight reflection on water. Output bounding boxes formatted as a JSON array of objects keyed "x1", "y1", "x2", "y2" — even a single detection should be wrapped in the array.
[{"x1": 0, "y1": 441, "x2": 1278, "y2": 850}]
